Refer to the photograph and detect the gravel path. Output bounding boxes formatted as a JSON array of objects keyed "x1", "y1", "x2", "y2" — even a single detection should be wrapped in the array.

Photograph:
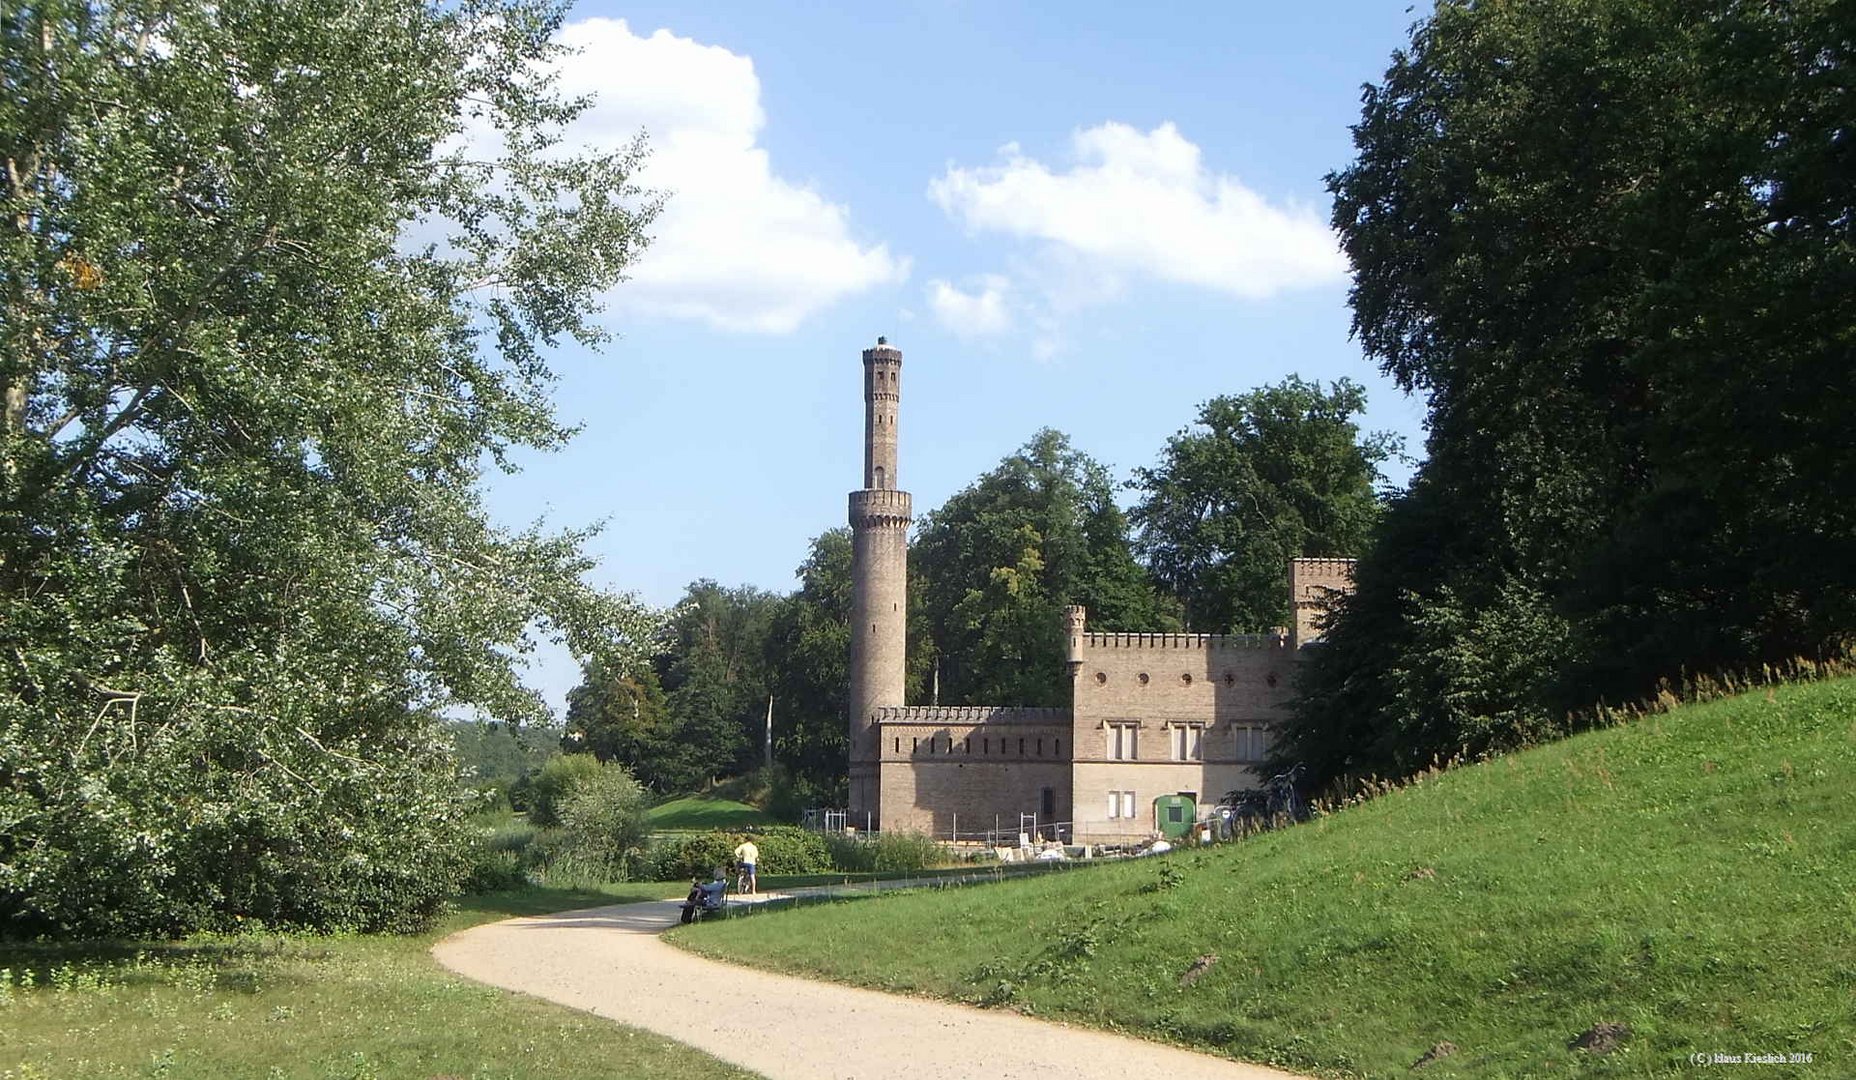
[{"x1": 432, "y1": 898, "x2": 1310, "y2": 1080}]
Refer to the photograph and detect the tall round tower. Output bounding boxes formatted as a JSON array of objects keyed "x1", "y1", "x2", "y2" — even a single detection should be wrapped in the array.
[{"x1": 848, "y1": 337, "x2": 911, "y2": 827}]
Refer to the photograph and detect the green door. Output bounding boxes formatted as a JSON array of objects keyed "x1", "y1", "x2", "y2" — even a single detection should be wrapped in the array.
[{"x1": 1153, "y1": 794, "x2": 1196, "y2": 839}]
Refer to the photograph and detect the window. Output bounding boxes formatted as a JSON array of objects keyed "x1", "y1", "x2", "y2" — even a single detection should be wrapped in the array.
[
  {"x1": 1109, "y1": 723, "x2": 1139, "y2": 761},
  {"x1": 1123, "y1": 791, "x2": 1136, "y2": 819},
  {"x1": 983, "y1": 737, "x2": 990, "y2": 755},
  {"x1": 1236, "y1": 725, "x2": 1269, "y2": 763},
  {"x1": 912, "y1": 736, "x2": 919, "y2": 754},
  {"x1": 1108, "y1": 790, "x2": 1137, "y2": 819},
  {"x1": 1171, "y1": 724, "x2": 1203, "y2": 762},
  {"x1": 1019, "y1": 737, "x2": 1026, "y2": 755},
  {"x1": 1037, "y1": 737, "x2": 1044, "y2": 756}
]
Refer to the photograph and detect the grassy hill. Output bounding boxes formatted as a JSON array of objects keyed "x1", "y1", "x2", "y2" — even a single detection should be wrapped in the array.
[
  {"x1": 648, "y1": 794, "x2": 773, "y2": 832},
  {"x1": 676, "y1": 678, "x2": 1856, "y2": 1077}
]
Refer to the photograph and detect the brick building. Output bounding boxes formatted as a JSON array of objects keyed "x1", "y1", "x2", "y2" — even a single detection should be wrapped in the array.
[{"x1": 844, "y1": 339, "x2": 1353, "y2": 842}]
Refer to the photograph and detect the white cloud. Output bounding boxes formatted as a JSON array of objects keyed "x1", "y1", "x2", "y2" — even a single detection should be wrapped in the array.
[
  {"x1": 549, "y1": 19, "x2": 907, "y2": 333},
  {"x1": 927, "y1": 275, "x2": 1013, "y2": 338},
  {"x1": 929, "y1": 121, "x2": 1344, "y2": 301}
]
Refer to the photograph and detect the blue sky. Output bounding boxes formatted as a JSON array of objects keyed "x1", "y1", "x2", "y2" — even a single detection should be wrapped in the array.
[{"x1": 482, "y1": 3, "x2": 1435, "y2": 717}]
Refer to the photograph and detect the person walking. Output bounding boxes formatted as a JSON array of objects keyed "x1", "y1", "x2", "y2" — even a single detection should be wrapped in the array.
[{"x1": 732, "y1": 834, "x2": 760, "y2": 895}]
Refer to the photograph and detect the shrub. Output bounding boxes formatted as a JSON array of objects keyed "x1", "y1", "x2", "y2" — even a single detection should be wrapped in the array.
[
  {"x1": 647, "y1": 832, "x2": 736, "y2": 882},
  {"x1": 528, "y1": 753, "x2": 603, "y2": 828},
  {"x1": 643, "y1": 825, "x2": 830, "y2": 881},
  {"x1": 462, "y1": 847, "x2": 527, "y2": 893},
  {"x1": 748, "y1": 826, "x2": 831, "y2": 875},
  {"x1": 551, "y1": 763, "x2": 650, "y2": 882}
]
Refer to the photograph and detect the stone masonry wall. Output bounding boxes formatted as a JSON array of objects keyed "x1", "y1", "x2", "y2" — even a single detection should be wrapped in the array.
[{"x1": 1067, "y1": 628, "x2": 1296, "y2": 841}]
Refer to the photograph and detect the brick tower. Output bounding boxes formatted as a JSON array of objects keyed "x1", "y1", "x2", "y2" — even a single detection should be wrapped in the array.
[{"x1": 847, "y1": 337, "x2": 911, "y2": 828}]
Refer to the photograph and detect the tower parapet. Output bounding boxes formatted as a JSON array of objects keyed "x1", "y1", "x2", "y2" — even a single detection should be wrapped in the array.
[{"x1": 848, "y1": 488, "x2": 912, "y2": 528}]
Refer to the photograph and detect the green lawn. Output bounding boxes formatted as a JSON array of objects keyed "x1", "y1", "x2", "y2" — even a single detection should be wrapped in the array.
[
  {"x1": 1, "y1": 884, "x2": 759, "y2": 1080},
  {"x1": 647, "y1": 795, "x2": 772, "y2": 832},
  {"x1": 674, "y1": 678, "x2": 1856, "y2": 1078}
]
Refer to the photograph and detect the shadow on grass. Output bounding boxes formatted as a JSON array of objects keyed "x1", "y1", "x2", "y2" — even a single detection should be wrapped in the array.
[
  {"x1": 0, "y1": 935, "x2": 313, "y2": 993},
  {"x1": 452, "y1": 882, "x2": 682, "y2": 921}
]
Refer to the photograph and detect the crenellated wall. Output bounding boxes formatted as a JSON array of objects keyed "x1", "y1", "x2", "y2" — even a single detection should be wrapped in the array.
[{"x1": 1062, "y1": 606, "x2": 1302, "y2": 841}]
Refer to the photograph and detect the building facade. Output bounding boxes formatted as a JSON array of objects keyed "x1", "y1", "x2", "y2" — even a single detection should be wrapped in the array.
[{"x1": 844, "y1": 339, "x2": 1353, "y2": 842}]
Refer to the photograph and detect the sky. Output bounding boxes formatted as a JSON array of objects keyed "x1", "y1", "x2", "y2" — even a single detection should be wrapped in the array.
[{"x1": 480, "y1": 2, "x2": 1437, "y2": 718}]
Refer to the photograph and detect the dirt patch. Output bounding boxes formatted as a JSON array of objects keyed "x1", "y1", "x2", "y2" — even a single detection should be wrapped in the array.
[
  {"x1": 1179, "y1": 954, "x2": 1218, "y2": 986},
  {"x1": 1410, "y1": 1041, "x2": 1456, "y2": 1069},
  {"x1": 1570, "y1": 1022, "x2": 1630, "y2": 1055}
]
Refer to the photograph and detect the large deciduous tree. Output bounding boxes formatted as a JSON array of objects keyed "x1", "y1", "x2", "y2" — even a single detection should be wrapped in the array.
[
  {"x1": 913, "y1": 430, "x2": 1176, "y2": 707},
  {"x1": 1131, "y1": 377, "x2": 1398, "y2": 633},
  {"x1": 0, "y1": 0, "x2": 659, "y2": 936},
  {"x1": 1285, "y1": 0, "x2": 1855, "y2": 784}
]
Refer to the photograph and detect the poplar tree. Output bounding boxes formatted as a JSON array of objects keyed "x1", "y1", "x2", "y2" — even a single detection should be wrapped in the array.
[{"x1": 0, "y1": 0, "x2": 659, "y2": 935}]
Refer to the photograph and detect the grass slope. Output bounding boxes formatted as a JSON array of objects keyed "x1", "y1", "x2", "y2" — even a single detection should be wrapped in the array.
[
  {"x1": 2, "y1": 884, "x2": 758, "y2": 1080},
  {"x1": 677, "y1": 678, "x2": 1856, "y2": 1077},
  {"x1": 648, "y1": 795, "x2": 771, "y2": 832}
]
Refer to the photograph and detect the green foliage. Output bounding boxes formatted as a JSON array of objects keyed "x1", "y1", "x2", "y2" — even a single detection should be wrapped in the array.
[
  {"x1": 447, "y1": 719, "x2": 562, "y2": 807},
  {"x1": 820, "y1": 831, "x2": 943, "y2": 873},
  {"x1": 1298, "y1": 0, "x2": 1856, "y2": 780},
  {"x1": 550, "y1": 762, "x2": 650, "y2": 883},
  {"x1": 763, "y1": 530, "x2": 856, "y2": 802},
  {"x1": 563, "y1": 664, "x2": 670, "y2": 779},
  {"x1": 527, "y1": 753, "x2": 603, "y2": 829},
  {"x1": 1131, "y1": 376, "x2": 1398, "y2": 632},
  {"x1": 645, "y1": 831, "x2": 739, "y2": 883},
  {"x1": 913, "y1": 429, "x2": 1177, "y2": 707},
  {"x1": 646, "y1": 825, "x2": 831, "y2": 881},
  {"x1": 565, "y1": 581, "x2": 783, "y2": 796},
  {"x1": 682, "y1": 678, "x2": 1856, "y2": 1077},
  {"x1": 0, "y1": 0, "x2": 661, "y2": 937}
]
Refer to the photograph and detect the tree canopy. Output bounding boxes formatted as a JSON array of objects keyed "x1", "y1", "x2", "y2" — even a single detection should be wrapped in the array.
[
  {"x1": 1, "y1": 0, "x2": 658, "y2": 936},
  {"x1": 912, "y1": 430, "x2": 1177, "y2": 707},
  {"x1": 1131, "y1": 377, "x2": 1397, "y2": 633},
  {"x1": 1285, "y1": 0, "x2": 1855, "y2": 784}
]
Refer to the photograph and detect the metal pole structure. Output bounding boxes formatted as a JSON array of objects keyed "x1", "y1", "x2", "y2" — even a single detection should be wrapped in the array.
[
  {"x1": 952, "y1": 812, "x2": 957, "y2": 845},
  {"x1": 763, "y1": 694, "x2": 774, "y2": 771}
]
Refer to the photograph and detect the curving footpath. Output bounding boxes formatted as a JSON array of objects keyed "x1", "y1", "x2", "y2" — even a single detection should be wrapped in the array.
[{"x1": 432, "y1": 898, "x2": 1309, "y2": 1080}]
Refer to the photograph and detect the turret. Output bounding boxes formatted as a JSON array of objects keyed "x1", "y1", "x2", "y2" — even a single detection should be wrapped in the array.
[{"x1": 1064, "y1": 605, "x2": 1087, "y2": 678}]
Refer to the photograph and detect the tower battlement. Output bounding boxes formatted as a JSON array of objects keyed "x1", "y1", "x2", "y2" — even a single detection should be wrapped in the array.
[
  {"x1": 1081, "y1": 631, "x2": 1290, "y2": 651},
  {"x1": 848, "y1": 488, "x2": 912, "y2": 528}
]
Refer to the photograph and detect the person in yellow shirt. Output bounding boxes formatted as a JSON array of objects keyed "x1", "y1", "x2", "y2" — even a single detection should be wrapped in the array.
[{"x1": 732, "y1": 836, "x2": 760, "y2": 894}]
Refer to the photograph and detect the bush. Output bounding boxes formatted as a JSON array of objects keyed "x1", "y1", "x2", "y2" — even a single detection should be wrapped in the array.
[
  {"x1": 646, "y1": 831, "x2": 736, "y2": 882},
  {"x1": 528, "y1": 753, "x2": 603, "y2": 828},
  {"x1": 462, "y1": 847, "x2": 527, "y2": 893},
  {"x1": 643, "y1": 825, "x2": 830, "y2": 882},
  {"x1": 551, "y1": 763, "x2": 650, "y2": 882},
  {"x1": 748, "y1": 826, "x2": 831, "y2": 875}
]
